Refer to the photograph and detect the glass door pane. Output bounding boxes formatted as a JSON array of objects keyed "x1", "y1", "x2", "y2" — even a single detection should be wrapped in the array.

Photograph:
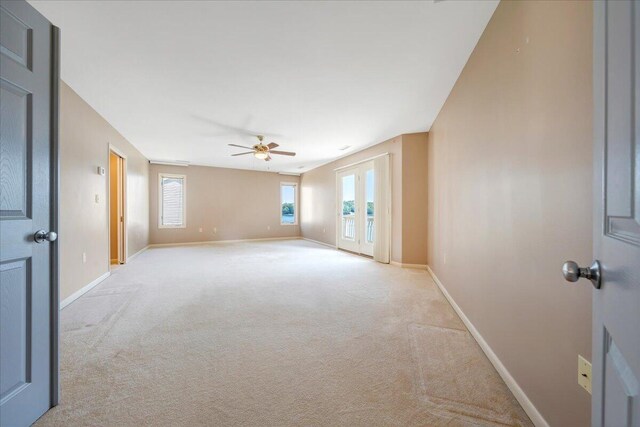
[
  {"x1": 341, "y1": 174, "x2": 356, "y2": 240},
  {"x1": 365, "y1": 168, "x2": 374, "y2": 244}
]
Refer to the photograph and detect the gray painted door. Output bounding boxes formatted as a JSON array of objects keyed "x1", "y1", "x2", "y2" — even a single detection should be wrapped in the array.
[
  {"x1": 592, "y1": 1, "x2": 640, "y2": 425},
  {"x1": 0, "y1": 1, "x2": 59, "y2": 426}
]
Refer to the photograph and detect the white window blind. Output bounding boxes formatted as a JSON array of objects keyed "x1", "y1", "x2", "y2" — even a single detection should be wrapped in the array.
[{"x1": 160, "y1": 174, "x2": 186, "y2": 227}]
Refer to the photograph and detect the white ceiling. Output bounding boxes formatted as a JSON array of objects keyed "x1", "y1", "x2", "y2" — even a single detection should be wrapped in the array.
[{"x1": 29, "y1": 0, "x2": 497, "y2": 173}]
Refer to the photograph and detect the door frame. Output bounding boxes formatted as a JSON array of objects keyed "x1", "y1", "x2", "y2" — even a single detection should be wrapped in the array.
[
  {"x1": 107, "y1": 144, "x2": 127, "y2": 265},
  {"x1": 50, "y1": 24, "x2": 61, "y2": 407}
]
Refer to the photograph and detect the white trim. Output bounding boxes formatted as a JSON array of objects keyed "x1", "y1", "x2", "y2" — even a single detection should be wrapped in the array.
[
  {"x1": 149, "y1": 160, "x2": 189, "y2": 167},
  {"x1": 60, "y1": 271, "x2": 110, "y2": 310},
  {"x1": 127, "y1": 245, "x2": 149, "y2": 262},
  {"x1": 390, "y1": 261, "x2": 428, "y2": 270},
  {"x1": 333, "y1": 152, "x2": 389, "y2": 172},
  {"x1": 158, "y1": 172, "x2": 187, "y2": 229},
  {"x1": 108, "y1": 143, "x2": 127, "y2": 159},
  {"x1": 148, "y1": 236, "x2": 301, "y2": 248},
  {"x1": 426, "y1": 266, "x2": 549, "y2": 427},
  {"x1": 280, "y1": 182, "x2": 299, "y2": 225},
  {"x1": 302, "y1": 237, "x2": 337, "y2": 248}
]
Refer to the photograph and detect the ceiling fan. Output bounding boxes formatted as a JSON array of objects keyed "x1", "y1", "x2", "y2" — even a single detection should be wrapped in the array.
[{"x1": 229, "y1": 135, "x2": 296, "y2": 162}]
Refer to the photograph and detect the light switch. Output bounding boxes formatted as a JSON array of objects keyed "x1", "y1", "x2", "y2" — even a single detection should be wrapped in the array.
[{"x1": 95, "y1": 194, "x2": 99, "y2": 203}]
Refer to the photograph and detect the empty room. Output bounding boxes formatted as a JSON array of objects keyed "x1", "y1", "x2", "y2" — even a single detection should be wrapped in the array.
[{"x1": 0, "y1": 0, "x2": 638, "y2": 426}]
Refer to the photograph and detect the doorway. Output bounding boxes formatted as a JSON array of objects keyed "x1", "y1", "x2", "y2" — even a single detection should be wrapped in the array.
[
  {"x1": 109, "y1": 148, "x2": 126, "y2": 266},
  {"x1": 337, "y1": 161, "x2": 375, "y2": 256}
]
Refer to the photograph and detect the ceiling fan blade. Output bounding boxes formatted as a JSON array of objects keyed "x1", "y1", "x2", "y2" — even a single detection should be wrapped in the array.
[
  {"x1": 231, "y1": 152, "x2": 254, "y2": 156},
  {"x1": 267, "y1": 142, "x2": 279, "y2": 149},
  {"x1": 265, "y1": 155, "x2": 272, "y2": 162},
  {"x1": 228, "y1": 143, "x2": 254, "y2": 150},
  {"x1": 269, "y1": 150, "x2": 296, "y2": 156}
]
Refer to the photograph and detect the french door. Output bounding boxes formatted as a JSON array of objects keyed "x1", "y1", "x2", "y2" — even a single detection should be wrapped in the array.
[{"x1": 337, "y1": 161, "x2": 375, "y2": 256}]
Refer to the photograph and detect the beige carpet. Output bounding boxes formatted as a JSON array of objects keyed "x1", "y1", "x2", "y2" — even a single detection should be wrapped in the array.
[{"x1": 36, "y1": 239, "x2": 532, "y2": 426}]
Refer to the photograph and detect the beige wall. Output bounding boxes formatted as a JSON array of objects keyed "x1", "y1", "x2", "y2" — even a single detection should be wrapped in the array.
[
  {"x1": 401, "y1": 133, "x2": 428, "y2": 265},
  {"x1": 300, "y1": 137, "x2": 404, "y2": 262},
  {"x1": 149, "y1": 164, "x2": 301, "y2": 244},
  {"x1": 427, "y1": 1, "x2": 592, "y2": 426},
  {"x1": 299, "y1": 133, "x2": 429, "y2": 265},
  {"x1": 60, "y1": 81, "x2": 149, "y2": 301}
]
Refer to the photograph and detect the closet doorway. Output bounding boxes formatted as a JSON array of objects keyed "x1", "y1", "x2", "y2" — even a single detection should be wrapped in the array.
[{"x1": 109, "y1": 147, "x2": 127, "y2": 266}]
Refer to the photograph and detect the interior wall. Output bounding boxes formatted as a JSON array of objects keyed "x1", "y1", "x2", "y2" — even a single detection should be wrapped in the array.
[
  {"x1": 401, "y1": 133, "x2": 428, "y2": 265},
  {"x1": 60, "y1": 81, "x2": 150, "y2": 301},
  {"x1": 149, "y1": 164, "x2": 301, "y2": 244},
  {"x1": 299, "y1": 137, "x2": 404, "y2": 262},
  {"x1": 426, "y1": 1, "x2": 592, "y2": 426}
]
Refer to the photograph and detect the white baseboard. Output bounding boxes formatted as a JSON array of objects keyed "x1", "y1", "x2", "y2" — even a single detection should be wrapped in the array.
[
  {"x1": 301, "y1": 237, "x2": 337, "y2": 249},
  {"x1": 60, "y1": 271, "x2": 110, "y2": 310},
  {"x1": 127, "y1": 245, "x2": 149, "y2": 262},
  {"x1": 148, "y1": 236, "x2": 301, "y2": 248},
  {"x1": 390, "y1": 261, "x2": 428, "y2": 270},
  {"x1": 425, "y1": 266, "x2": 549, "y2": 427}
]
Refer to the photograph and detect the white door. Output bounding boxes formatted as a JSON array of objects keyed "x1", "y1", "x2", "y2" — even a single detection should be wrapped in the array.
[
  {"x1": 361, "y1": 164, "x2": 375, "y2": 257},
  {"x1": 336, "y1": 162, "x2": 375, "y2": 256},
  {"x1": 587, "y1": 2, "x2": 640, "y2": 425}
]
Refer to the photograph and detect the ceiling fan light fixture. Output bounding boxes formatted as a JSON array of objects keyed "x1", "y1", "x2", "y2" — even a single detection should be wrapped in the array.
[{"x1": 254, "y1": 151, "x2": 269, "y2": 160}]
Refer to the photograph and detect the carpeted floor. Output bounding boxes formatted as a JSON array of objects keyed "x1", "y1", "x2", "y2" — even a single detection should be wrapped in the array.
[{"x1": 35, "y1": 239, "x2": 532, "y2": 426}]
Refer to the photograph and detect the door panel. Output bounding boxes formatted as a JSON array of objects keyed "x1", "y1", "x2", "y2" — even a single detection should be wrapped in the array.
[
  {"x1": 336, "y1": 162, "x2": 375, "y2": 256},
  {"x1": 593, "y1": 1, "x2": 640, "y2": 425},
  {"x1": 337, "y1": 170, "x2": 359, "y2": 253},
  {"x1": 0, "y1": 259, "x2": 31, "y2": 400},
  {"x1": 0, "y1": 1, "x2": 58, "y2": 425},
  {"x1": 361, "y1": 164, "x2": 374, "y2": 257}
]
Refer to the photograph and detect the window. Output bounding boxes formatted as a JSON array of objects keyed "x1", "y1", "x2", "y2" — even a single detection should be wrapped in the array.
[
  {"x1": 159, "y1": 173, "x2": 186, "y2": 228},
  {"x1": 280, "y1": 183, "x2": 297, "y2": 225}
]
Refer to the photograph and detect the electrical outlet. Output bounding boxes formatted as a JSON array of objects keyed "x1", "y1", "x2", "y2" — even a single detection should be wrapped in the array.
[
  {"x1": 94, "y1": 194, "x2": 100, "y2": 203},
  {"x1": 198, "y1": 227, "x2": 203, "y2": 233},
  {"x1": 267, "y1": 225, "x2": 271, "y2": 231},
  {"x1": 213, "y1": 227, "x2": 217, "y2": 234},
  {"x1": 578, "y1": 355, "x2": 592, "y2": 394},
  {"x1": 82, "y1": 252, "x2": 87, "y2": 264},
  {"x1": 323, "y1": 227, "x2": 326, "y2": 233}
]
